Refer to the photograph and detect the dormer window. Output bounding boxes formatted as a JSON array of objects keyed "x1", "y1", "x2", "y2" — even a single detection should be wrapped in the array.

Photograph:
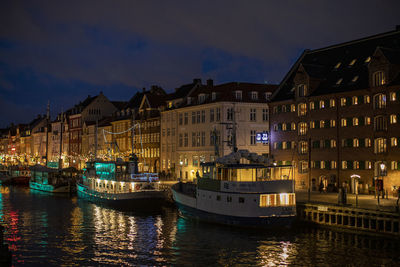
[
  {"x1": 372, "y1": 71, "x2": 386, "y2": 87},
  {"x1": 298, "y1": 84, "x2": 307, "y2": 97},
  {"x1": 365, "y1": 56, "x2": 371, "y2": 63},
  {"x1": 351, "y1": 76, "x2": 359, "y2": 83},
  {"x1": 168, "y1": 102, "x2": 173, "y2": 108},
  {"x1": 265, "y1": 92, "x2": 272, "y2": 100},
  {"x1": 211, "y1": 92, "x2": 216, "y2": 101},
  {"x1": 334, "y1": 62, "x2": 341, "y2": 69},
  {"x1": 121, "y1": 110, "x2": 125, "y2": 116},
  {"x1": 336, "y1": 78, "x2": 343, "y2": 85},
  {"x1": 251, "y1": 91, "x2": 258, "y2": 100},
  {"x1": 187, "y1": 97, "x2": 192, "y2": 105},
  {"x1": 349, "y1": 59, "x2": 356, "y2": 66},
  {"x1": 198, "y1": 94, "x2": 206, "y2": 103},
  {"x1": 234, "y1": 90, "x2": 242, "y2": 100}
]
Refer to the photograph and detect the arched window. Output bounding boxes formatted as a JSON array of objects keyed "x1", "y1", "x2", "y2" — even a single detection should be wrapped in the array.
[
  {"x1": 298, "y1": 103, "x2": 307, "y2": 116},
  {"x1": 298, "y1": 122, "x2": 308, "y2": 135},
  {"x1": 372, "y1": 71, "x2": 386, "y2": 87},
  {"x1": 373, "y1": 93, "x2": 386, "y2": 109},
  {"x1": 374, "y1": 115, "x2": 387, "y2": 131},
  {"x1": 298, "y1": 84, "x2": 307, "y2": 97}
]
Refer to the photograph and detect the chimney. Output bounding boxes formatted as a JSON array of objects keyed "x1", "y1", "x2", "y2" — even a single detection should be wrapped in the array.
[
  {"x1": 142, "y1": 87, "x2": 146, "y2": 93},
  {"x1": 207, "y1": 79, "x2": 213, "y2": 87}
]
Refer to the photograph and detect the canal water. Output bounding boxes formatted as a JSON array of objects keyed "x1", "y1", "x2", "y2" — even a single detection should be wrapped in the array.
[{"x1": 1, "y1": 186, "x2": 400, "y2": 266}]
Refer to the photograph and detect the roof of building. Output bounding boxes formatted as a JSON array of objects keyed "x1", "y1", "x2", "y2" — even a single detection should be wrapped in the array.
[
  {"x1": 111, "y1": 101, "x2": 128, "y2": 110},
  {"x1": 166, "y1": 79, "x2": 202, "y2": 100},
  {"x1": 176, "y1": 81, "x2": 277, "y2": 108},
  {"x1": 273, "y1": 27, "x2": 400, "y2": 101}
]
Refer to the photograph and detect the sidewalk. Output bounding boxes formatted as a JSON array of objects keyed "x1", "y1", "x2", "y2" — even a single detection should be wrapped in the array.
[{"x1": 296, "y1": 190, "x2": 399, "y2": 213}]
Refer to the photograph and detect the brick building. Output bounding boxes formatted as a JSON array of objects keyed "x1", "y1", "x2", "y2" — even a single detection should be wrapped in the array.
[{"x1": 269, "y1": 27, "x2": 400, "y2": 194}]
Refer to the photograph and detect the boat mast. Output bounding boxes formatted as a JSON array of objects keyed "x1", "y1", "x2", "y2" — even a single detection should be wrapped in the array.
[
  {"x1": 94, "y1": 119, "x2": 98, "y2": 160},
  {"x1": 58, "y1": 110, "x2": 63, "y2": 169},
  {"x1": 45, "y1": 101, "x2": 50, "y2": 166}
]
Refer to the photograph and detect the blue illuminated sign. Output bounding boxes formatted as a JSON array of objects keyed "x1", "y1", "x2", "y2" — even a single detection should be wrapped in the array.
[{"x1": 256, "y1": 132, "x2": 268, "y2": 144}]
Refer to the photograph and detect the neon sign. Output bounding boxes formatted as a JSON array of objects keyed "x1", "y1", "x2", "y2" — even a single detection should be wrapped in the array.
[{"x1": 256, "y1": 132, "x2": 269, "y2": 144}]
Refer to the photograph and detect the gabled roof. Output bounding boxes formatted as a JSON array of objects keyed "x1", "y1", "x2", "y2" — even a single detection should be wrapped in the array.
[
  {"x1": 166, "y1": 79, "x2": 202, "y2": 100},
  {"x1": 273, "y1": 28, "x2": 400, "y2": 101},
  {"x1": 125, "y1": 91, "x2": 144, "y2": 109}
]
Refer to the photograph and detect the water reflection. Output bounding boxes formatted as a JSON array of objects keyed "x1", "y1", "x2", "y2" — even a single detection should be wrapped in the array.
[{"x1": 1, "y1": 186, "x2": 400, "y2": 266}]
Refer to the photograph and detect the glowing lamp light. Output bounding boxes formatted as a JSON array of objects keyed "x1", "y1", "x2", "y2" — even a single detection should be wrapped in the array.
[
  {"x1": 380, "y1": 163, "x2": 385, "y2": 171},
  {"x1": 120, "y1": 181, "x2": 124, "y2": 187}
]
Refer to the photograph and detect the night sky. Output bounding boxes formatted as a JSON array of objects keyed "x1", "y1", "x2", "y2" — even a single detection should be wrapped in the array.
[{"x1": 1, "y1": 0, "x2": 399, "y2": 127}]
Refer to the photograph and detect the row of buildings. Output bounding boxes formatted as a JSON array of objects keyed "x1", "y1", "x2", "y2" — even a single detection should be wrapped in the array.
[{"x1": 1, "y1": 27, "x2": 400, "y2": 194}]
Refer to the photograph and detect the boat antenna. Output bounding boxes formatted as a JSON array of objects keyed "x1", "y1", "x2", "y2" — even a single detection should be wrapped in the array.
[
  {"x1": 59, "y1": 109, "x2": 63, "y2": 169},
  {"x1": 94, "y1": 118, "x2": 98, "y2": 160}
]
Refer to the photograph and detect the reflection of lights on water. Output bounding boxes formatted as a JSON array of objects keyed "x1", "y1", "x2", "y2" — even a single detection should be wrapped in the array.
[{"x1": 257, "y1": 241, "x2": 294, "y2": 266}]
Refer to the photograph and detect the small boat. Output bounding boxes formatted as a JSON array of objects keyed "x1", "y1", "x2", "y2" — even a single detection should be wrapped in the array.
[
  {"x1": 77, "y1": 155, "x2": 165, "y2": 209},
  {"x1": 171, "y1": 150, "x2": 296, "y2": 228},
  {"x1": 29, "y1": 165, "x2": 76, "y2": 193},
  {"x1": 8, "y1": 165, "x2": 30, "y2": 185}
]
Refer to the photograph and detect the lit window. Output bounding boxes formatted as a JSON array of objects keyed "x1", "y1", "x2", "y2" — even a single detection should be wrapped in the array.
[
  {"x1": 365, "y1": 56, "x2": 371, "y2": 63},
  {"x1": 282, "y1": 123, "x2": 287, "y2": 131},
  {"x1": 330, "y1": 99, "x2": 336, "y2": 107},
  {"x1": 349, "y1": 59, "x2": 356, "y2": 66},
  {"x1": 334, "y1": 62, "x2": 341, "y2": 69},
  {"x1": 342, "y1": 161, "x2": 347, "y2": 169},
  {"x1": 319, "y1": 100, "x2": 325, "y2": 109},
  {"x1": 309, "y1": 102, "x2": 315, "y2": 110},
  {"x1": 299, "y1": 141, "x2": 308, "y2": 154},
  {"x1": 291, "y1": 122, "x2": 296, "y2": 131},
  {"x1": 353, "y1": 117, "x2": 359, "y2": 126},
  {"x1": 390, "y1": 114, "x2": 397, "y2": 124},
  {"x1": 365, "y1": 138, "x2": 371, "y2": 147},
  {"x1": 354, "y1": 161, "x2": 359, "y2": 170},
  {"x1": 298, "y1": 103, "x2": 307, "y2": 116},
  {"x1": 320, "y1": 120, "x2": 325, "y2": 128},
  {"x1": 352, "y1": 76, "x2": 359, "y2": 82},
  {"x1": 365, "y1": 117, "x2": 371, "y2": 125},
  {"x1": 353, "y1": 138, "x2": 359, "y2": 147},
  {"x1": 298, "y1": 84, "x2": 307, "y2": 97},
  {"x1": 352, "y1": 96, "x2": 358, "y2": 105},
  {"x1": 330, "y1": 139, "x2": 336, "y2": 148},
  {"x1": 310, "y1": 121, "x2": 315, "y2": 129},
  {"x1": 282, "y1": 141, "x2": 287, "y2": 150},
  {"x1": 298, "y1": 122, "x2": 307, "y2": 135},
  {"x1": 321, "y1": 161, "x2": 325, "y2": 169},
  {"x1": 374, "y1": 138, "x2": 387, "y2": 154},
  {"x1": 391, "y1": 137, "x2": 398, "y2": 147},
  {"x1": 340, "y1": 98, "x2": 346, "y2": 106},
  {"x1": 331, "y1": 161, "x2": 337, "y2": 169},
  {"x1": 341, "y1": 118, "x2": 347, "y2": 127},
  {"x1": 373, "y1": 94, "x2": 386, "y2": 109},
  {"x1": 330, "y1": 119, "x2": 336, "y2": 127},
  {"x1": 291, "y1": 104, "x2": 296, "y2": 112},
  {"x1": 372, "y1": 71, "x2": 385, "y2": 86},
  {"x1": 366, "y1": 161, "x2": 372, "y2": 169},
  {"x1": 390, "y1": 92, "x2": 397, "y2": 101},
  {"x1": 364, "y1": 95, "x2": 370, "y2": 104},
  {"x1": 336, "y1": 78, "x2": 343, "y2": 85}
]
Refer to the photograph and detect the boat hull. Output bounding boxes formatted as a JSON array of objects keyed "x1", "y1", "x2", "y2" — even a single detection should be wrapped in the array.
[
  {"x1": 171, "y1": 185, "x2": 295, "y2": 228},
  {"x1": 77, "y1": 183, "x2": 165, "y2": 209},
  {"x1": 29, "y1": 181, "x2": 72, "y2": 193}
]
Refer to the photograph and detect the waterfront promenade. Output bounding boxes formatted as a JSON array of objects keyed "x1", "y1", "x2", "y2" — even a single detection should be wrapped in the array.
[{"x1": 296, "y1": 190, "x2": 399, "y2": 213}]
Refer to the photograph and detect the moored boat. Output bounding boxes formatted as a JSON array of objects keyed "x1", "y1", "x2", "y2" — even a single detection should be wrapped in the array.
[
  {"x1": 77, "y1": 155, "x2": 165, "y2": 209},
  {"x1": 8, "y1": 165, "x2": 30, "y2": 185},
  {"x1": 29, "y1": 165, "x2": 77, "y2": 193},
  {"x1": 171, "y1": 150, "x2": 296, "y2": 228}
]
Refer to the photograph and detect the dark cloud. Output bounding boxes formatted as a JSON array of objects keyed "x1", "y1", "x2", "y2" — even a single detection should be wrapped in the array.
[{"x1": 0, "y1": 0, "x2": 399, "y2": 127}]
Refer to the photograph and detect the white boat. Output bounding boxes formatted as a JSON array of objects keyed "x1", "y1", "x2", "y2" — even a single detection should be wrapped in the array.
[
  {"x1": 76, "y1": 155, "x2": 165, "y2": 209},
  {"x1": 171, "y1": 150, "x2": 296, "y2": 228},
  {"x1": 29, "y1": 165, "x2": 76, "y2": 193}
]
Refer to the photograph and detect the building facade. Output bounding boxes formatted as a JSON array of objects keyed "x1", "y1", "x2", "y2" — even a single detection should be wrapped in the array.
[
  {"x1": 161, "y1": 80, "x2": 276, "y2": 180},
  {"x1": 270, "y1": 28, "x2": 400, "y2": 194}
]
